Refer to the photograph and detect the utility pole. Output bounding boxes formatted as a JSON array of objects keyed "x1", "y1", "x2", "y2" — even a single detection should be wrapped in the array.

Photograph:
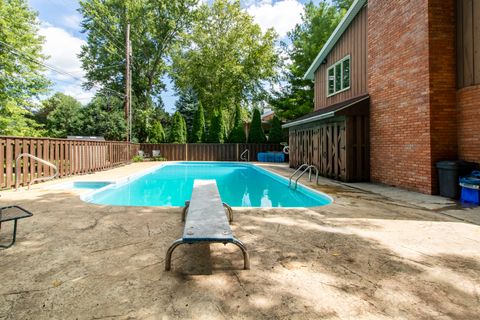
[{"x1": 124, "y1": 22, "x2": 131, "y2": 143}]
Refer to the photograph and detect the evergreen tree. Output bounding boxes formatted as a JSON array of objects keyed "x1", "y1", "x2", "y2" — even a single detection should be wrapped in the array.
[
  {"x1": 268, "y1": 116, "x2": 283, "y2": 143},
  {"x1": 207, "y1": 110, "x2": 225, "y2": 143},
  {"x1": 169, "y1": 111, "x2": 186, "y2": 143},
  {"x1": 180, "y1": 115, "x2": 187, "y2": 143},
  {"x1": 228, "y1": 104, "x2": 246, "y2": 143},
  {"x1": 247, "y1": 108, "x2": 266, "y2": 143},
  {"x1": 190, "y1": 102, "x2": 205, "y2": 143},
  {"x1": 148, "y1": 121, "x2": 165, "y2": 143},
  {"x1": 175, "y1": 87, "x2": 198, "y2": 133},
  {"x1": 43, "y1": 93, "x2": 84, "y2": 138}
]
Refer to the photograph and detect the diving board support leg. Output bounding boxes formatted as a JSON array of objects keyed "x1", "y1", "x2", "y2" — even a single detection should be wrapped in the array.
[
  {"x1": 165, "y1": 238, "x2": 185, "y2": 271},
  {"x1": 232, "y1": 238, "x2": 250, "y2": 270},
  {"x1": 181, "y1": 201, "x2": 190, "y2": 222},
  {"x1": 222, "y1": 202, "x2": 233, "y2": 223}
]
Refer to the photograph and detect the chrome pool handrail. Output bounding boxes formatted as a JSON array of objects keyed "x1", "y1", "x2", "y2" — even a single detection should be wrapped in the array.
[
  {"x1": 288, "y1": 163, "x2": 309, "y2": 188},
  {"x1": 289, "y1": 164, "x2": 319, "y2": 189},
  {"x1": 240, "y1": 149, "x2": 249, "y2": 162},
  {"x1": 15, "y1": 153, "x2": 58, "y2": 190}
]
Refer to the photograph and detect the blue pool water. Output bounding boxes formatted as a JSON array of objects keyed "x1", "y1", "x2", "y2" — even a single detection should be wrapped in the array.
[
  {"x1": 73, "y1": 181, "x2": 112, "y2": 189},
  {"x1": 83, "y1": 162, "x2": 332, "y2": 208}
]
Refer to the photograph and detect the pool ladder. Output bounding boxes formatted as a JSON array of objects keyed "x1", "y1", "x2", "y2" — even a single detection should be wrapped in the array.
[
  {"x1": 288, "y1": 163, "x2": 319, "y2": 189},
  {"x1": 15, "y1": 153, "x2": 58, "y2": 190},
  {"x1": 240, "y1": 149, "x2": 249, "y2": 162}
]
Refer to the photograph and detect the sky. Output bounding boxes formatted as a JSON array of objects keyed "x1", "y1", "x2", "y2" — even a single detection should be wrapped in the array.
[{"x1": 28, "y1": 0, "x2": 318, "y2": 113}]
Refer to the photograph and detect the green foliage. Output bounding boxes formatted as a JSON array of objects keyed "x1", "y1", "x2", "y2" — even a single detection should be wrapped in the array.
[
  {"x1": 270, "y1": 1, "x2": 344, "y2": 120},
  {"x1": 175, "y1": 87, "x2": 198, "y2": 133},
  {"x1": 190, "y1": 102, "x2": 205, "y2": 143},
  {"x1": 81, "y1": 95, "x2": 126, "y2": 141},
  {"x1": 79, "y1": 0, "x2": 197, "y2": 141},
  {"x1": 169, "y1": 111, "x2": 187, "y2": 143},
  {"x1": 0, "y1": 0, "x2": 51, "y2": 136},
  {"x1": 332, "y1": 0, "x2": 355, "y2": 11},
  {"x1": 43, "y1": 93, "x2": 84, "y2": 138},
  {"x1": 268, "y1": 116, "x2": 283, "y2": 144},
  {"x1": 0, "y1": 100, "x2": 46, "y2": 137},
  {"x1": 180, "y1": 114, "x2": 187, "y2": 143},
  {"x1": 247, "y1": 108, "x2": 266, "y2": 143},
  {"x1": 207, "y1": 110, "x2": 225, "y2": 143},
  {"x1": 148, "y1": 121, "x2": 165, "y2": 143},
  {"x1": 172, "y1": 0, "x2": 279, "y2": 117},
  {"x1": 132, "y1": 155, "x2": 144, "y2": 162},
  {"x1": 228, "y1": 104, "x2": 246, "y2": 143}
]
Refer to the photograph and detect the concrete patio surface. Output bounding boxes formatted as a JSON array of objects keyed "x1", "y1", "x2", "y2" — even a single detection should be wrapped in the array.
[{"x1": 0, "y1": 162, "x2": 479, "y2": 319}]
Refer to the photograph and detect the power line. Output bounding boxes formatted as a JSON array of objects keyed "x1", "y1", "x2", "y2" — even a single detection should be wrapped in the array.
[{"x1": 0, "y1": 39, "x2": 125, "y2": 98}]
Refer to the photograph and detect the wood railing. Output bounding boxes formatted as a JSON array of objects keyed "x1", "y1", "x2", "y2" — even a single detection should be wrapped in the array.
[
  {"x1": 0, "y1": 136, "x2": 283, "y2": 190},
  {"x1": 1, "y1": 136, "x2": 139, "y2": 189},
  {"x1": 139, "y1": 143, "x2": 283, "y2": 161}
]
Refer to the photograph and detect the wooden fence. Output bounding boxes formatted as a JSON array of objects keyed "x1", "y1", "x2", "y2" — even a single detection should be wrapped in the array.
[
  {"x1": 1, "y1": 136, "x2": 139, "y2": 189},
  {"x1": 140, "y1": 143, "x2": 283, "y2": 161}
]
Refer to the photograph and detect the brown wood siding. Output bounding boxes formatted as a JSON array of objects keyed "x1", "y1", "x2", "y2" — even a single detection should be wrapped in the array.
[
  {"x1": 288, "y1": 116, "x2": 369, "y2": 182},
  {"x1": 457, "y1": 0, "x2": 480, "y2": 88},
  {"x1": 314, "y1": 6, "x2": 368, "y2": 109}
]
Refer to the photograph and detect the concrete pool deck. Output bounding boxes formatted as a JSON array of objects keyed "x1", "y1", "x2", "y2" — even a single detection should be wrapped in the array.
[{"x1": 0, "y1": 162, "x2": 479, "y2": 319}]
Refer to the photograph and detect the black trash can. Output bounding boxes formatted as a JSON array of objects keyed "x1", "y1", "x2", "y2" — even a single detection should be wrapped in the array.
[{"x1": 436, "y1": 160, "x2": 479, "y2": 199}]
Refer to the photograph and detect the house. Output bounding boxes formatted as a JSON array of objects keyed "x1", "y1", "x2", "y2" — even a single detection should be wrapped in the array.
[{"x1": 284, "y1": 0, "x2": 480, "y2": 194}]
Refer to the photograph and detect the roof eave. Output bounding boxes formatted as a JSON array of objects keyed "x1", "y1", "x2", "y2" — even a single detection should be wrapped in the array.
[{"x1": 303, "y1": 0, "x2": 367, "y2": 80}]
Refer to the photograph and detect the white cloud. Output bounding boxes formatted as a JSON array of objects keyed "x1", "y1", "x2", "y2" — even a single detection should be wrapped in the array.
[
  {"x1": 39, "y1": 24, "x2": 96, "y2": 103},
  {"x1": 61, "y1": 14, "x2": 82, "y2": 30},
  {"x1": 247, "y1": 0, "x2": 304, "y2": 38}
]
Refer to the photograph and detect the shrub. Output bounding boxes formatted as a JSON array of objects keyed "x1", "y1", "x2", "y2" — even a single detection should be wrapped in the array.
[
  {"x1": 148, "y1": 121, "x2": 165, "y2": 143},
  {"x1": 190, "y1": 102, "x2": 205, "y2": 143},
  {"x1": 169, "y1": 111, "x2": 187, "y2": 143},
  {"x1": 228, "y1": 104, "x2": 246, "y2": 143},
  {"x1": 207, "y1": 110, "x2": 225, "y2": 143},
  {"x1": 247, "y1": 108, "x2": 266, "y2": 143},
  {"x1": 268, "y1": 116, "x2": 283, "y2": 143},
  {"x1": 132, "y1": 155, "x2": 144, "y2": 162}
]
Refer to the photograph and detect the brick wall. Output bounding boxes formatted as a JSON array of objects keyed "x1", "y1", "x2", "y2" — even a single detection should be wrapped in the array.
[
  {"x1": 368, "y1": 0, "x2": 456, "y2": 194},
  {"x1": 427, "y1": 0, "x2": 457, "y2": 193},
  {"x1": 458, "y1": 85, "x2": 480, "y2": 163}
]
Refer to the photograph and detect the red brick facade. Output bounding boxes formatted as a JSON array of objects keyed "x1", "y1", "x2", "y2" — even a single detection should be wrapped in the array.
[
  {"x1": 368, "y1": 0, "x2": 456, "y2": 194},
  {"x1": 458, "y1": 85, "x2": 480, "y2": 164}
]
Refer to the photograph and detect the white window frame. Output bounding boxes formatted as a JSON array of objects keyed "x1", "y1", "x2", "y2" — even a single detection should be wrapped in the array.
[{"x1": 326, "y1": 55, "x2": 351, "y2": 97}]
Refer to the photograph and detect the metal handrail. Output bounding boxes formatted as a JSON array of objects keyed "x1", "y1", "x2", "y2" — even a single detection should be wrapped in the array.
[
  {"x1": 289, "y1": 164, "x2": 319, "y2": 189},
  {"x1": 294, "y1": 165, "x2": 318, "y2": 189},
  {"x1": 288, "y1": 163, "x2": 309, "y2": 188},
  {"x1": 15, "y1": 153, "x2": 58, "y2": 190},
  {"x1": 240, "y1": 149, "x2": 249, "y2": 162}
]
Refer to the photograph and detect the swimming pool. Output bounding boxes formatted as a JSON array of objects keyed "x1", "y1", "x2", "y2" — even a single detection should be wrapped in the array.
[{"x1": 82, "y1": 162, "x2": 332, "y2": 208}]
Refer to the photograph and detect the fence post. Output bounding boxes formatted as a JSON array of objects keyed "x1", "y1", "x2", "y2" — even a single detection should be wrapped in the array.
[{"x1": 185, "y1": 143, "x2": 188, "y2": 161}]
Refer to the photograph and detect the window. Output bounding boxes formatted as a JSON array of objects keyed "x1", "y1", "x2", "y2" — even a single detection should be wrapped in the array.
[{"x1": 327, "y1": 55, "x2": 350, "y2": 96}]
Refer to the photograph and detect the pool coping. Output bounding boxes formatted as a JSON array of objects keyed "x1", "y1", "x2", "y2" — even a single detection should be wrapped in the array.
[{"x1": 78, "y1": 161, "x2": 335, "y2": 209}]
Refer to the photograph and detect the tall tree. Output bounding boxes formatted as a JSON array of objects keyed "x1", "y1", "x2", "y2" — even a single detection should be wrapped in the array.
[
  {"x1": 172, "y1": 0, "x2": 278, "y2": 118},
  {"x1": 270, "y1": 1, "x2": 344, "y2": 120},
  {"x1": 247, "y1": 108, "x2": 266, "y2": 143},
  {"x1": 207, "y1": 110, "x2": 225, "y2": 143},
  {"x1": 148, "y1": 121, "x2": 165, "y2": 143},
  {"x1": 175, "y1": 87, "x2": 197, "y2": 133},
  {"x1": 228, "y1": 104, "x2": 246, "y2": 143},
  {"x1": 268, "y1": 116, "x2": 283, "y2": 143},
  {"x1": 190, "y1": 102, "x2": 205, "y2": 143},
  {"x1": 42, "y1": 93, "x2": 84, "y2": 138},
  {"x1": 0, "y1": 0, "x2": 50, "y2": 136},
  {"x1": 169, "y1": 111, "x2": 186, "y2": 143},
  {"x1": 332, "y1": 0, "x2": 355, "y2": 11},
  {"x1": 81, "y1": 95, "x2": 126, "y2": 140},
  {"x1": 79, "y1": 0, "x2": 198, "y2": 142}
]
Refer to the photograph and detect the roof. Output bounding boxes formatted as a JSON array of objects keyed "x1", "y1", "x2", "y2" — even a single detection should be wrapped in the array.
[
  {"x1": 282, "y1": 94, "x2": 369, "y2": 128},
  {"x1": 304, "y1": 0, "x2": 367, "y2": 80}
]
